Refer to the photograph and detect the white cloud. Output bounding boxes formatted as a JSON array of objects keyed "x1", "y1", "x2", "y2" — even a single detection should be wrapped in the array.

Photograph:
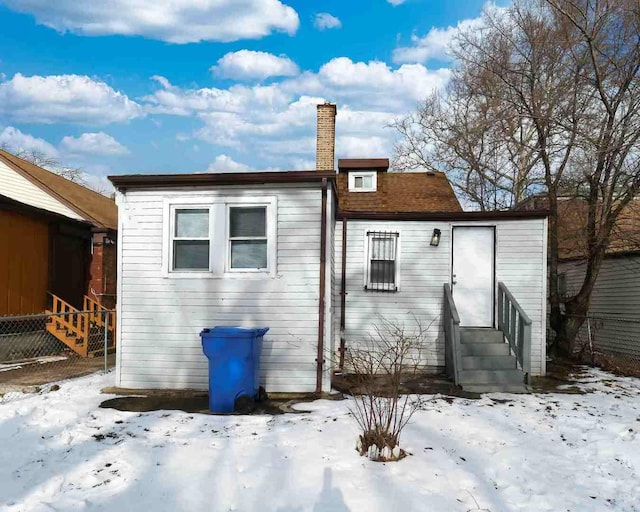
[
  {"x1": 211, "y1": 50, "x2": 299, "y2": 81},
  {"x1": 337, "y1": 135, "x2": 392, "y2": 158},
  {"x1": 61, "y1": 132, "x2": 130, "y2": 156},
  {"x1": 387, "y1": 0, "x2": 408, "y2": 5},
  {"x1": 314, "y1": 58, "x2": 451, "y2": 111},
  {"x1": 0, "y1": 0, "x2": 299, "y2": 43},
  {"x1": 0, "y1": 127, "x2": 116, "y2": 193},
  {"x1": 145, "y1": 57, "x2": 450, "y2": 167},
  {"x1": 0, "y1": 73, "x2": 143, "y2": 125},
  {"x1": 393, "y1": 14, "x2": 486, "y2": 63},
  {"x1": 206, "y1": 154, "x2": 252, "y2": 173},
  {"x1": 0, "y1": 126, "x2": 59, "y2": 158},
  {"x1": 314, "y1": 13, "x2": 341, "y2": 31},
  {"x1": 145, "y1": 76, "x2": 291, "y2": 117}
]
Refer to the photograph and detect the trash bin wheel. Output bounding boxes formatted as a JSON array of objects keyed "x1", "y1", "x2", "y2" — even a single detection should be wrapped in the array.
[{"x1": 234, "y1": 394, "x2": 255, "y2": 414}]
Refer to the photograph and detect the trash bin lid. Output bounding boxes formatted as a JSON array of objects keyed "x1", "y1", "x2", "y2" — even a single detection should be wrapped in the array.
[{"x1": 200, "y1": 326, "x2": 269, "y2": 338}]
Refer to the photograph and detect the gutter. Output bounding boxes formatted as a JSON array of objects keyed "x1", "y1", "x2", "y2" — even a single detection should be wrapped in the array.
[
  {"x1": 109, "y1": 171, "x2": 338, "y2": 190},
  {"x1": 339, "y1": 218, "x2": 347, "y2": 370},
  {"x1": 337, "y1": 209, "x2": 550, "y2": 221},
  {"x1": 316, "y1": 178, "x2": 328, "y2": 394}
]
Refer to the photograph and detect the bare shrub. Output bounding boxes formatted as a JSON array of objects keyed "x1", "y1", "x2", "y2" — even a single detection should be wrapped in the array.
[{"x1": 344, "y1": 316, "x2": 433, "y2": 462}]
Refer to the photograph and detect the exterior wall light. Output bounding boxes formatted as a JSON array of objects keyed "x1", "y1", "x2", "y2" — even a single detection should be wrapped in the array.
[{"x1": 430, "y1": 228, "x2": 441, "y2": 247}]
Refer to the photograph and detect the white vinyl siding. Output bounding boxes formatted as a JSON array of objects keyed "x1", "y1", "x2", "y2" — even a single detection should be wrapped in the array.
[
  {"x1": 335, "y1": 218, "x2": 547, "y2": 376},
  {"x1": 0, "y1": 160, "x2": 83, "y2": 220},
  {"x1": 116, "y1": 185, "x2": 323, "y2": 393},
  {"x1": 494, "y1": 219, "x2": 547, "y2": 376},
  {"x1": 336, "y1": 221, "x2": 449, "y2": 370}
]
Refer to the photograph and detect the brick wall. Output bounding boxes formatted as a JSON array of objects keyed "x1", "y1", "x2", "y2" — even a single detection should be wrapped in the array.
[
  {"x1": 316, "y1": 102, "x2": 337, "y2": 171},
  {"x1": 88, "y1": 231, "x2": 117, "y2": 308}
]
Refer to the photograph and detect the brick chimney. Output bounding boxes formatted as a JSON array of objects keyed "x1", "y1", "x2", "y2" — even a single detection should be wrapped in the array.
[{"x1": 316, "y1": 102, "x2": 337, "y2": 171}]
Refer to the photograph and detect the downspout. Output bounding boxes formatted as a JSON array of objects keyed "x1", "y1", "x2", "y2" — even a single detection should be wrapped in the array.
[
  {"x1": 316, "y1": 178, "x2": 328, "y2": 394},
  {"x1": 339, "y1": 217, "x2": 347, "y2": 370}
]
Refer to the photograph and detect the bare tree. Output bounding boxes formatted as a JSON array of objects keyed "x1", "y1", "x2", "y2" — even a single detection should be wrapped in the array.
[
  {"x1": 0, "y1": 146, "x2": 88, "y2": 185},
  {"x1": 394, "y1": 0, "x2": 640, "y2": 356}
]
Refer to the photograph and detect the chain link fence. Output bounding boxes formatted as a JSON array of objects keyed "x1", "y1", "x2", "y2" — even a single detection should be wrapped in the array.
[
  {"x1": 548, "y1": 313, "x2": 640, "y2": 377},
  {"x1": 0, "y1": 310, "x2": 116, "y2": 403}
]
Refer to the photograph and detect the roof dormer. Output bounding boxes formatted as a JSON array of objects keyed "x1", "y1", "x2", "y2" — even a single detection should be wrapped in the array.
[{"x1": 338, "y1": 158, "x2": 389, "y2": 193}]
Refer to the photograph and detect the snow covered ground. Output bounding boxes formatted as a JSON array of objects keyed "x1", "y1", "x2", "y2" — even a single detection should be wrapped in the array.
[{"x1": 1, "y1": 368, "x2": 639, "y2": 512}]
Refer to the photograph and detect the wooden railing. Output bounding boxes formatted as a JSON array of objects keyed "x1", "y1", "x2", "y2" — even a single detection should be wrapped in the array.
[
  {"x1": 497, "y1": 282, "x2": 532, "y2": 382},
  {"x1": 46, "y1": 293, "x2": 117, "y2": 357},
  {"x1": 84, "y1": 295, "x2": 117, "y2": 349},
  {"x1": 83, "y1": 295, "x2": 116, "y2": 340},
  {"x1": 443, "y1": 283, "x2": 462, "y2": 385},
  {"x1": 49, "y1": 293, "x2": 90, "y2": 356}
]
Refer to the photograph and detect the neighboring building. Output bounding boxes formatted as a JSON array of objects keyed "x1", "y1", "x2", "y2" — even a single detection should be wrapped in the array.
[
  {"x1": 109, "y1": 103, "x2": 548, "y2": 394},
  {"x1": 0, "y1": 149, "x2": 118, "y2": 315},
  {"x1": 552, "y1": 198, "x2": 640, "y2": 363}
]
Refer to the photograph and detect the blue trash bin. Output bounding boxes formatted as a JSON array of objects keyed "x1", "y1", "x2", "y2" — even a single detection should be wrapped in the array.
[{"x1": 200, "y1": 326, "x2": 268, "y2": 413}]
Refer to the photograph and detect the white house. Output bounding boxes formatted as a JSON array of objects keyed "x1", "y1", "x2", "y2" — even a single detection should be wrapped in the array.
[{"x1": 109, "y1": 103, "x2": 548, "y2": 394}]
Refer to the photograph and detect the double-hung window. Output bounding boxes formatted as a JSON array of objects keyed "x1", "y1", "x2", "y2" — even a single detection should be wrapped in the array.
[
  {"x1": 228, "y1": 206, "x2": 268, "y2": 271},
  {"x1": 164, "y1": 197, "x2": 275, "y2": 277},
  {"x1": 365, "y1": 231, "x2": 399, "y2": 292},
  {"x1": 171, "y1": 208, "x2": 211, "y2": 271}
]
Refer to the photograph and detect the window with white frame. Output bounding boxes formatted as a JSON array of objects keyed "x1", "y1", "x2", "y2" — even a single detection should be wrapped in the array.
[
  {"x1": 348, "y1": 171, "x2": 377, "y2": 192},
  {"x1": 228, "y1": 206, "x2": 268, "y2": 271},
  {"x1": 365, "y1": 231, "x2": 399, "y2": 291},
  {"x1": 171, "y1": 208, "x2": 211, "y2": 271}
]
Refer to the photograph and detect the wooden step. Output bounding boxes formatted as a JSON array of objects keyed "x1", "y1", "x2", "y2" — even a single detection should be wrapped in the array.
[
  {"x1": 462, "y1": 355, "x2": 517, "y2": 370},
  {"x1": 461, "y1": 343, "x2": 511, "y2": 356},
  {"x1": 462, "y1": 384, "x2": 530, "y2": 394},
  {"x1": 458, "y1": 369, "x2": 525, "y2": 385},
  {"x1": 45, "y1": 322, "x2": 87, "y2": 356},
  {"x1": 460, "y1": 328, "x2": 505, "y2": 344}
]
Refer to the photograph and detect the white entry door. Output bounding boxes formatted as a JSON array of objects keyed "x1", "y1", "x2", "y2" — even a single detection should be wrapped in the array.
[{"x1": 452, "y1": 227, "x2": 495, "y2": 327}]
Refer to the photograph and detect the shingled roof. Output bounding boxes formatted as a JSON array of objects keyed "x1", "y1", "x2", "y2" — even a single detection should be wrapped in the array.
[
  {"x1": 337, "y1": 170, "x2": 462, "y2": 213},
  {"x1": 0, "y1": 149, "x2": 117, "y2": 230}
]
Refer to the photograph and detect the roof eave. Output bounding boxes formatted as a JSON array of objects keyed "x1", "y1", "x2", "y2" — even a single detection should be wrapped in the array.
[
  {"x1": 109, "y1": 171, "x2": 338, "y2": 190},
  {"x1": 337, "y1": 209, "x2": 550, "y2": 221}
]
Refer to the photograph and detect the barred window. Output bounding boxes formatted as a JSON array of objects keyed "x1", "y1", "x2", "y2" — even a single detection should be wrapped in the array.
[{"x1": 365, "y1": 231, "x2": 399, "y2": 292}]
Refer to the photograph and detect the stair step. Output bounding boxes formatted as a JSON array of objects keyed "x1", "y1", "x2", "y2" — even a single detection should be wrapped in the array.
[
  {"x1": 458, "y1": 369, "x2": 525, "y2": 385},
  {"x1": 462, "y1": 355, "x2": 517, "y2": 370},
  {"x1": 462, "y1": 384, "x2": 530, "y2": 394},
  {"x1": 461, "y1": 343, "x2": 511, "y2": 356},
  {"x1": 460, "y1": 328, "x2": 505, "y2": 344}
]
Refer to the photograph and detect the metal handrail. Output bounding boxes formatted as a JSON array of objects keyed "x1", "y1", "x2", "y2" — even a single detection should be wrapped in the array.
[
  {"x1": 497, "y1": 282, "x2": 532, "y2": 381},
  {"x1": 443, "y1": 283, "x2": 462, "y2": 385}
]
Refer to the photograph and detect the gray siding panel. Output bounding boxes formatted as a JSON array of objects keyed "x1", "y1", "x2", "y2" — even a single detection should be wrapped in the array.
[{"x1": 560, "y1": 256, "x2": 640, "y2": 358}]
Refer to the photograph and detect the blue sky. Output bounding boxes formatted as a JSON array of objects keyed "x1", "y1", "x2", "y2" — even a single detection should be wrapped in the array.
[{"x1": 0, "y1": 0, "x2": 490, "y2": 190}]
